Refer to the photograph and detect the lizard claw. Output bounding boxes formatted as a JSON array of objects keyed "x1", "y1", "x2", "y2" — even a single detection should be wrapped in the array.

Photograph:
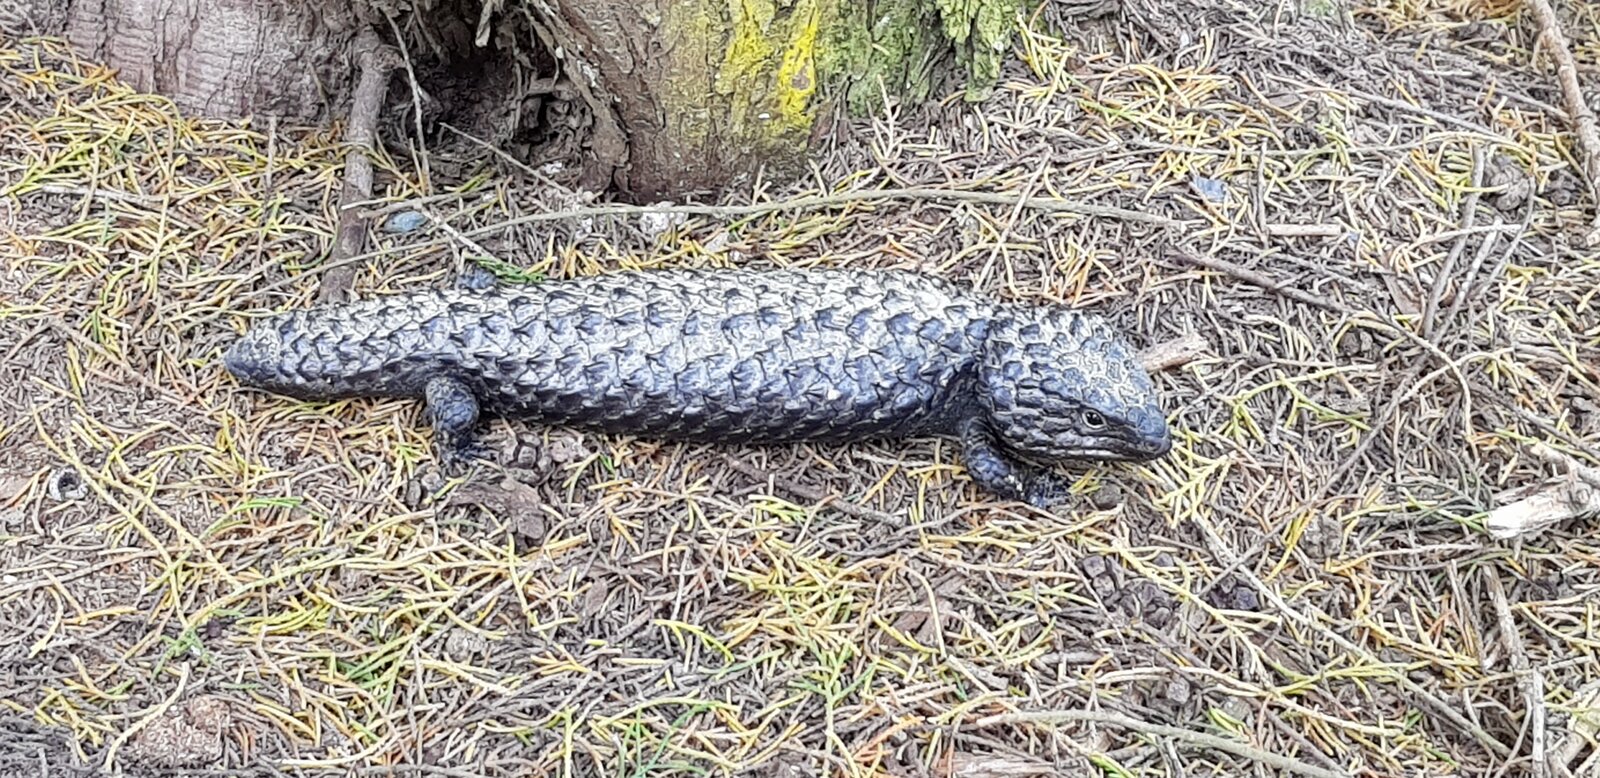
[{"x1": 437, "y1": 439, "x2": 496, "y2": 477}]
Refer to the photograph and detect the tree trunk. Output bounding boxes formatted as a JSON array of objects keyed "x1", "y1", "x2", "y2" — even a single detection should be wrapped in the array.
[
  {"x1": 58, "y1": 0, "x2": 361, "y2": 124},
  {"x1": 522, "y1": 0, "x2": 830, "y2": 198},
  {"x1": 2, "y1": 0, "x2": 1030, "y2": 199}
]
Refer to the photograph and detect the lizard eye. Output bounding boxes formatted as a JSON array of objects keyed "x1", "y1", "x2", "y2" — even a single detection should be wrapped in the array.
[{"x1": 1082, "y1": 409, "x2": 1106, "y2": 430}]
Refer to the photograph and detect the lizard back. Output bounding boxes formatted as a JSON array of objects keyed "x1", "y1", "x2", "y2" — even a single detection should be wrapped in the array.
[{"x1": 224, "y1": 267, "x2": 997, "y2": 444}]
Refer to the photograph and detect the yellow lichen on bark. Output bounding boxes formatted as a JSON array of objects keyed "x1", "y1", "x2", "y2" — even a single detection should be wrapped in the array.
[
  {"x1": 773, "y1": 1, "x2": 820, "y2": 132},
  {"x1": 662, "y1": 0, "x2": 822, "y2": 175}
]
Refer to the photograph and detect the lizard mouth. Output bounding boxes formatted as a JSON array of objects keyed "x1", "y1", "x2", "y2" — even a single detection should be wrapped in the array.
[{"x1": 1072, "y1": 431, "x2": 1172, "y2": 462}]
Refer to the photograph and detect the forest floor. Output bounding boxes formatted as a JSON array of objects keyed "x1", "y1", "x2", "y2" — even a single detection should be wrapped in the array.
[{"x1": 3, "y1": 1, "x2": 1600, "y2": 776}]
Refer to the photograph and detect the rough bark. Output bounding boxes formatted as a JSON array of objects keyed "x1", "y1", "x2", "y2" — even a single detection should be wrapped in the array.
[
  {"x1": 61, "y1": 0, "x2": 360, "y2": 124},
  {"x1": 512, "y1": 0, "x2": 843, "y2": 197}
]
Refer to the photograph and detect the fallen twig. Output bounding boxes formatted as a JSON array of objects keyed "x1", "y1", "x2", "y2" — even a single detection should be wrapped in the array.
[
  {"x1": 1168, "y1": 250, "x2": 1341, "y2": 311},
  {"x1": 382, "y1": 11, "x2": 431, "y2": 194},
  {"x1": 971, "y1": 708, "x2": 1349, "y2": 778},
  {"x1": 719, "y1": 455, "x2": 897, "y2": 523},
  {"x1": 1524, "y1": 0, "x2": 1600, "y2": 244},
  {"x1": 319, "y1": 28, "x2": 399, "y2": 303},
  {"x1": 1189, "y1": 522, "x2": 1513, "y2": 760},
  {"x1": 1484, "y1": 442, "x2": 1600, "y2": 540},
  {"x1": 1264, "y1": 223, "x2": 1345, "y2": 238},
  {"x1": 1421, "y1": 144, "x2": 1487, "y2": 340},
  {"x1": 435, "y1": 186, "x2": 1191, "y2": 246},
  {"x1": 1485, "y1": 571, "x2": 1548, "y2": 778}
]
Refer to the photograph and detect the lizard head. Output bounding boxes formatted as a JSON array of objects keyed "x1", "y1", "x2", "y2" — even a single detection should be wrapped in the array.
[{"x1": 978, "y1": 306, "x2": 1172, "y2": 463}]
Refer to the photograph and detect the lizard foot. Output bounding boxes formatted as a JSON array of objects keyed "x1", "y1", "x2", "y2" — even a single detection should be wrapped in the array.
[
  {"x1": 1024, "y1": 473, "x2": 1074, "y2": 509},
  {"x1": 437, "y1": 439, "x2": 496, "y2": 477}
]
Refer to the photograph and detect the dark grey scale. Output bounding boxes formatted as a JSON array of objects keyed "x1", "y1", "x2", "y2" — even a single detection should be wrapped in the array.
[{"x1": 223, "y1": 266, "x2": 1173, "y2": 506}]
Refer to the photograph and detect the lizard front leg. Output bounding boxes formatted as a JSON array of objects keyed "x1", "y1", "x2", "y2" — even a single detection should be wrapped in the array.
[{"x1": 959, "y1": 417, "x2": 1071, "y2": 508}]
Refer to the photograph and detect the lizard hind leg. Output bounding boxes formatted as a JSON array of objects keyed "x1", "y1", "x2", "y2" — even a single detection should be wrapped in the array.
[
  {"x1": 959, "y1": 417, "x2": 1072, "y2": 509},
  {"x1": 424, "y1": 376, "x2": 491, "y2": 472}
]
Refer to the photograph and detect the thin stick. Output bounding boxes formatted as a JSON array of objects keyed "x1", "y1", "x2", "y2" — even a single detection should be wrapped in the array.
[
  {"x1": 101, "y1": 664, "x2": 191, "y2": 770},
  {"x1": 313, "y1": 186, "x2": 1193, "y2": 275},
  {"x1": 1422, "y1": 143, "x2": 1487, "y2": 341},
  {"x1": 1485, "y1": 570, "x2": 1548, "y2": 778},
  {"x1": 1168, "y1": 250, "x2": 1340, "y2": 311},
  {"x1": 1437, "y1": 228, "x2": 1503, "y2": 339},
  {"x1": 971, "y1": 709, "x2": 1349, "y2": 778},
  {"x1": 319, "y1": 29, "x2": 398, "y2": 303},
  {"x1": 718, "y1": 455, "x2": 896, "y2": 523},
  {"x1": 1192, "y1": 517, "x2": 1513, "y2": 760},
  {"x1": 438, "y1": 121, "x2": 568, "y2": 191},
  {"x1": 1264, "y1": 223, "x2": 1345, "y2": 238},
  {"x1": 1524, "y1": 0, "x2": 1600, "y2": 243},
  {"x1": 383, "y1": 11, "x2": 431, "y2": 193},
  {"x1": 976, "y1": 148, "x2": 1051, "y2": 288},
  {"x1": 455, "y1": 186, "x2": 1193, "y2": 235}
]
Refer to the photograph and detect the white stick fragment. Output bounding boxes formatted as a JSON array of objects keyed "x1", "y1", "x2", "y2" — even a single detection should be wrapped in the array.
[
  {"x1": 1264, "y1": 223, "x2": 1345, "y2": 238},
  {"x1": 1484, "y1": 443, "x2": 1600, "y2": 540},
  {"x1": 1139, "y1": 332, "x2": 1209, "y2": 374}
]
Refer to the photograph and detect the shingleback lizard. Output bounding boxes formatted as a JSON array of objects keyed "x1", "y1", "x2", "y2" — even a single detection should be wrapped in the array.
[{"x1": 223, "y1": 266, "x2": 1172, "y2": 507}]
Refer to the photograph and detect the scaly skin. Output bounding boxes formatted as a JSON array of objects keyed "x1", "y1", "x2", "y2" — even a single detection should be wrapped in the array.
[{"x1": 223, "y1": 267, "x2": 1172, "y2": 506}]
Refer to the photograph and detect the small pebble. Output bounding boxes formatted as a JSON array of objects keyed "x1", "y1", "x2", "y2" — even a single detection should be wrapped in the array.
[
  {"x1": 382, "y1": 211, "x2": 427, "y2": 234},
  {"x1": 445, "y1": 629, "x2": 489, "y2": 657},
  {"x1": 1205, "y1": 575, "x2": 1262, "y2": 611},
  {"x1": 638, "y1": 201, "x2": 687, "y2": 240},
  {"x1": 1088, "y1": 484, "x2": 1123, "y2": 510},
  {"x1": 1190, "y1": 175, "x2": 1228, "y2": 204},
  {"x1": 545, "y1": 432, "x2": 593, "y2": 466},
  {"x1": 419, "y1": 471, "x2": 445, "y2": 494},
  {"x1": 514, "y1": 511, "x2": 548, "y2": 545},
  {"x1": 1284, "y1": 124, "x2": 1320, "y2": 149},
  {"x1": 1485, "y1": 157, "x2": 1532, "y2": 211},
  {"x1": 1165, "y1": 675, "x2": 1193, "y2": 706}
]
